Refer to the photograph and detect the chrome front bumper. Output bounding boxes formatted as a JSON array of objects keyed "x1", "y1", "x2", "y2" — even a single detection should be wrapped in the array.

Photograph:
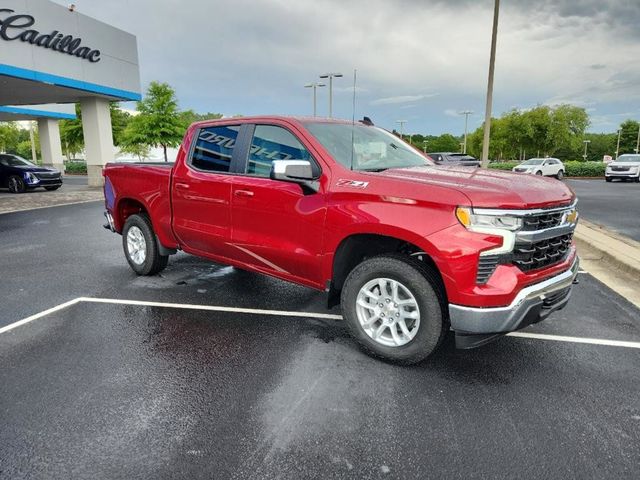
[{"x1": 449, "y1": 257, "x2": 580, "y2": 335}]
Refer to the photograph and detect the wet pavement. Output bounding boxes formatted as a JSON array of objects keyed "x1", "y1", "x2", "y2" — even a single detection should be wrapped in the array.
[
  {"x1": 1, "y1": 202, "x2": 639, "y2": 479},
  {"x1": 567, "y1": 179, "x2": 640, "y2": 241}
]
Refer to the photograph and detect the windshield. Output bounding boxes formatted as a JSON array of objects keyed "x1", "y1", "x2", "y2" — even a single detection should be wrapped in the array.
[
  {"x1": 616, "y1": 155, "x2": 640, "y2": 163},
  {"x1": 1, "y1": 155, "x2": 35, "y2": 167},
  {"x1": 522, "y1": 159, "x2": 544, "y2": 165},
  {"x1": 304, "y1": 123, "x2": 430, "y2": 171}
]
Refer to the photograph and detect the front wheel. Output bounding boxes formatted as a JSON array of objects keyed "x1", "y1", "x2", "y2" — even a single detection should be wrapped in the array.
[
  {"x1": 122, "y1": 214, "x2": 168, "y2": 275},
  {"x1": 44, "y1": 186, "x2": 61, "y2": 191},
  {"x1": 605, "y1": 177, "x2": 612, "y2": 182},
  {"x1": 8, "y1": 175, "x2": 26, "y2": 193},
  {"x1": 556, "y1": 170, "x2": 564, "y2": 180},
  {"x1": 535, "y1": 170, "x2": 543, "y2": 176},
  {"x1": 341, "y1": 255, "x2": 445, "y2": 364}
]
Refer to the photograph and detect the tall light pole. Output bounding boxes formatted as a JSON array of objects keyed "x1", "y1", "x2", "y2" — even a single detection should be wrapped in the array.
[
  {"x1": 319, "y1": 72, "x2": 343, "y2": 118},
  {"x1": 635, "y1": 124, "x2": 640, "y2": 154},
  {"x1": 304, "y1": 82, "x2": 325, "y2": 117},
  {"x1": 583, "y1": 139, "x2": 591, "y2": 161},
  {"x1": 423, "y1": 140, "x2": 428, "y2": 153},
  {"x1": 481, "y1": 0, "x2": 500, "y2": 168},
  {"x1": 396, "y1": 120, "x2": 407, "y2": 139},
  {"x1": 616, "y1": 128, "x2": 622, "y2": 159},
  {"x1": 460, "y1": 110, "x2": 473, "y2": 154}
]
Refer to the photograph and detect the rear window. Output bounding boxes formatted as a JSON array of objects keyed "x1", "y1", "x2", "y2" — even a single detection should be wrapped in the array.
[{"x1": 191, "y1": 125, "x2": 240, "y2": 172}]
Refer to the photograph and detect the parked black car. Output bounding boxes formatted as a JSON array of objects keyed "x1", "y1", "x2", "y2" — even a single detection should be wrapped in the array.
[
  {"x1": 428, "y1": 152, "x2": 481, "y2": 167},
  {"x1": 0, "y1": 154, "x2": 63, "y2": 193}
]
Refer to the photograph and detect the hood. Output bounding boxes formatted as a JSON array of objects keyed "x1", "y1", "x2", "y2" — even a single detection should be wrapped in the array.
[
  {"x1": 378, "y1": 165, "x2": 575, "y2": 209},
  {"x1": 13, "y1": 165, "x2": 59, "y2": 173},
  {"x1": 608, "y1": 161, "x2": 640, "y2": 167}
]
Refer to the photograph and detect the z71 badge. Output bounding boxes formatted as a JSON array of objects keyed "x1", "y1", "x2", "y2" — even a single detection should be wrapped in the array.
[{"x1": 336, "y1": 179, "x2": 369, "y2": 189}]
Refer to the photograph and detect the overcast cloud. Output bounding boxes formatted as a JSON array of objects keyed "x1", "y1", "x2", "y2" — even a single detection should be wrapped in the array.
[{"x1": 54, "y1": 0, "x2": 640, "y2": 134}]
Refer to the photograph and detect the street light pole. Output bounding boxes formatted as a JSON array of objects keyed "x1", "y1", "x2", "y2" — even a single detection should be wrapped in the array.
[
  {"x1": 481, "y1": 0, "x2": 500, "y2": 168},
  {"x1": 423, "y1": 140, "x2": 428, "y2": 153},
  {"x1": 616, "y1": 128, "x2": 622, "y2": 159},
  {"x1": 396, "y1": 120, "x2": 407, "y2": 139},
  {"x1": 304, "y1": 82, "x2": 326, "y2": 117},
  {"x1": 460, "y1": 110, "x2": 473, "y2": 154},
  {"x1": 635, "y1": 124, "x2": 640, "y2": 154},
  {"x1": 319, "y1": 73, "x2": 343, "y2": 118},
  {"x1": 583, "y1": 139, "x2": 591, "y2": 161}
]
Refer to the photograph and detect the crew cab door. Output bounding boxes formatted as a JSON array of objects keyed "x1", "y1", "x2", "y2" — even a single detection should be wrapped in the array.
[
  {"x1": 171, "y1": 123, "x2": 249, "y2": 258},
  {"x1": 229, "y1": 123, "x2": 327, "y2": 288}
]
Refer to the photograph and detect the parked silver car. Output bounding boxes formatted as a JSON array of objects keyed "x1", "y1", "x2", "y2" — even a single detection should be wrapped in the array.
[{"x1": 605, "y1": 154, "x2": 640, "y2": 182}]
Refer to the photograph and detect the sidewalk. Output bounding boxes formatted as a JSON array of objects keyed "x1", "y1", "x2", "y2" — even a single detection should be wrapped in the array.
[
  {"x1": 0, "y1": 185, "x2": 103, "y2": 215},
  {"x1": 575, "y1": 219, "x2": 640, "y2": 308}
]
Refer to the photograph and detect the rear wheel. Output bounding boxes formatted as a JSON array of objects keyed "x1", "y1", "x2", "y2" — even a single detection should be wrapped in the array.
[
  {"x1": 122, "y1": 214, "x2": 168, "y2": 275},
  {"x1": 341, "y1": 254, "x2": 445, "y2": 364},
  {"x1": 556, "y1": 170, "x2": 564, "y2": 180},
  {"x1": 8, "y1": 175, "x2": 26, "y2": 193},
  {"x1": 535, "y1": 170, "x2": 543, "y2": 176}
]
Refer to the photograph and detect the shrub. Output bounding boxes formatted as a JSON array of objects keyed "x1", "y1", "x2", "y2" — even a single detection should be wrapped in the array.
[
  {"x1": 564, "y1": 161, "x2": 605, "y2": 177},
  {"x1": 64, "y1": 161, "x2": 87, "y2": 174},
  {"x1": 488, "y1": 161, "x2": 518, "y2": 171}
]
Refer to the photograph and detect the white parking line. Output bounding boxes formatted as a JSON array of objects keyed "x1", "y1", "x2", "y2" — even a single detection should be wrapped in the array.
[
  {"x1": 2, "y1": 297, "x2": 639, "y2": 351},
  {"x1": 506, "y1": 332, "x2": 640, "y2": 349},
  {"x1": 0, "y1": 298, "x2": 81, "y2": 335}
]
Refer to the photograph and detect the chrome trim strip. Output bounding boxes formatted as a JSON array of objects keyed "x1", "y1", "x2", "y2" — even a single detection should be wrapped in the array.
[
  {"x1": 472, "y1": 199, "x2": 577, "y2": 217},
  {"x1": 515, "y1": 223, "x2": 577, "y2": 243},
  {"x1": 449, "y1": 257, "x2": 579, "y2": 334}
]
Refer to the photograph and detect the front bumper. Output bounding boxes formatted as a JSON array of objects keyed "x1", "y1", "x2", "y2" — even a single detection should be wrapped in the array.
[{"x1": 449, "y1": 256, "x2": 579, "y2": 340}]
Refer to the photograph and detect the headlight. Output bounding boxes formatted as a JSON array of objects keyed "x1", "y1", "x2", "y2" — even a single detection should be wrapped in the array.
[
  {"x1": 24, "y1": 172, "x2": 39, "y2": 184},
  {"x1": 456, "y1": 207, "x2": 522, "y2": 231},
  {"x1": 456, "y1": 206, "x2": 522, "y2": 255}
]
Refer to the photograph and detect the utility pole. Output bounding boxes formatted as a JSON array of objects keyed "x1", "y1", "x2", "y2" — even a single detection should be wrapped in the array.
[
  {"x1": 304, "y1": 82, "x2": 325, "y2": 117},
  {"x1": 319, "y1": 73, "x2": 343, "y2": 118},
  {"x1": 583, "y1": 139, "x2": 591, "y2": 161},
  {"x1": 460, "y1": 110, "x2": 473, "y2": 154},
  {"x1": 616, "y1": 128, "x2": 622, "y2": 159},
  {"x1": 29, "y1": 122, "x2": 37, "y2": 164},
  {"x1": 481, "y1": 0, "x2": 500, "y2": 168},
  {"x1": 396, "y1": 120, "x2": 407, "y2": 139}
]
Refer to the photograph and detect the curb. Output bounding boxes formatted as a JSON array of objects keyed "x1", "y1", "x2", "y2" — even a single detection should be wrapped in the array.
[{"x1": 574, "y1": 219, "x2": 640, "y2": 279}]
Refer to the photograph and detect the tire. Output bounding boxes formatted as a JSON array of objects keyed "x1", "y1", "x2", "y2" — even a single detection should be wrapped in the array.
[
  {"x1": 340, "y1": 254, "x2": 446, "y2": 364},
  {"x1": 44, "y1": 186, "x2": 61, "y2": 191},
  {"x1": 635, "y1": 176, "x2": 640, "y2": 183},
  {"x1": 535, "y1": 170, "x2": 543, "y2": 176},
  {"x1": 8, "y1": 175, "x2": 26, "y2": 193},
  {"x1": 605, "y1": 177, "x2": 612, "y2": 182},
  {"x1": 556, "y1": 170, "x2": 564, "y2": 180},
  {"x1": 122, "y1": 214, "x2": 169, "y2": 275}
]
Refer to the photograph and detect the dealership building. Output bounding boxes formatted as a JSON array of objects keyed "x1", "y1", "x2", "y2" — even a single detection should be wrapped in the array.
[{"x1": 0, "y1": 0, "x2": 141, "y2": 186}]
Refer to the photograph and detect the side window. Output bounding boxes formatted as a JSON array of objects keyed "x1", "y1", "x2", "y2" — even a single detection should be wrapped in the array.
[
  {"x1": 191, "y1": 125, "x2": 240, "y2": 173},
  {"x1": 248, "y1": 125, "x2": 311, "y2": 177}
]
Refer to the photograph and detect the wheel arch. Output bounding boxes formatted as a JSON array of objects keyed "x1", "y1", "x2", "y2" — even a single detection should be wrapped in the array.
[
  {"x1": 327, "y1": 232, "x2": 447, "y2": 308},
  {"x1": 114, "y1": 197, "x2": 149, "y2": 233}
]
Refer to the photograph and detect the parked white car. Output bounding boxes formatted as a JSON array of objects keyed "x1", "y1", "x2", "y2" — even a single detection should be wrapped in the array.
[
  {"x1": 605, "y1": 154, "x2": 640, "y2": 182},
  {"x1": 513, "y1": 158, "x2": 565, "y2": 179}
]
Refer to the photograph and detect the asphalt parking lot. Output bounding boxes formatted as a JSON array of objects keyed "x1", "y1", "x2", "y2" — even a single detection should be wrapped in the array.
[
  {"x1": 567, "y1": 179, "x2": 640, "y2": 241},
  {"x1": 1, "y1": 201, "x2": 639, "y2": 479}
]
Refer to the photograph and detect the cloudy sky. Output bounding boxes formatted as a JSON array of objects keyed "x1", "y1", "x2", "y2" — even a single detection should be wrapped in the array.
[{"x1": 55, "y1": 0, "x2": 640, "y2": 135}]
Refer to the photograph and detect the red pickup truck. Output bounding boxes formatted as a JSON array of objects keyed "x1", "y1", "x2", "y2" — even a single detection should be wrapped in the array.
[{"x1": 103, "y1": 116, "x2": 579, "y2": 364}]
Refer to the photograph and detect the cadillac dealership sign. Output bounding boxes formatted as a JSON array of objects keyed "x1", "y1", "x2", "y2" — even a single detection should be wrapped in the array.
[{"x1": 0, "y1": 8, "x2": 101, "y2": 62}]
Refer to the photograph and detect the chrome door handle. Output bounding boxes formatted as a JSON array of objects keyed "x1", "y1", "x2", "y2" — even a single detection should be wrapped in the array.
[
  {"x1": 175, "y1": 182, "x2": 190, "y2": 189},
  {"x1": 235, "y1": 190, "x2": 254, "y2": 197}
]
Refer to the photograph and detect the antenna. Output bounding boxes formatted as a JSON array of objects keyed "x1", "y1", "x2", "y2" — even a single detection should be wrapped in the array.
[{"x1": 350, "y1": 69, "x2": 357, "y2": 171}]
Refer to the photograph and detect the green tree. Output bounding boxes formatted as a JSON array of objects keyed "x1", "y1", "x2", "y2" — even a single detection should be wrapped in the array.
[
  {"x1": 617, "y1": 119, "x2": 640, "y2": 155},
  {"x1": 180, "y1": 110, "x2": 223, "y2": 125},
  {"x1": 110, "y1": 103, "x2": 131, "y2": 147},
  {"x1": 122, "y1": 82, "x2": 186, "y2": 161},
  {"x1": 59, "y1": 104, "x2": 84, "y2": 160},
  {"x1": 0, "y1": 122, "x2": 21, "y2": 153}
]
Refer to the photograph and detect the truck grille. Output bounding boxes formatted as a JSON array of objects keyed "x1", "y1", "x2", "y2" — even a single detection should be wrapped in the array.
[
  {"x1": 521, "y1": 211, "x2": 564, "y2": 231},
  {"x1": 611, "y1": 166, "x2": 629, "y2": 172},
  {"x1": 513, "y1": 234, "x2": 573, "y2": 272}
]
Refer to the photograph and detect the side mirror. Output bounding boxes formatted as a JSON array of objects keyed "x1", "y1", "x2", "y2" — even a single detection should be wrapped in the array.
[{"x1": 270, "y1": 160, "x2": 315, "y2": 182}]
